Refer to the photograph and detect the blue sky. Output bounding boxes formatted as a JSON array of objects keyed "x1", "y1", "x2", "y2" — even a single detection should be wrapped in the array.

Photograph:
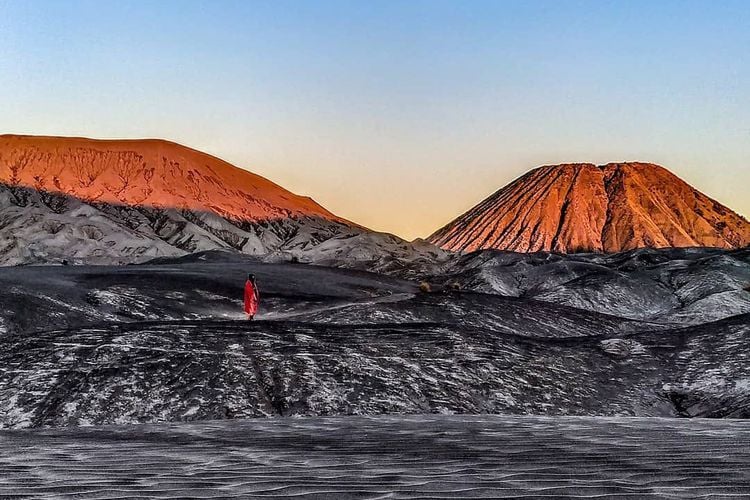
[{"x1": 1, "y1": 0, "x2": 748, "y2": 239}]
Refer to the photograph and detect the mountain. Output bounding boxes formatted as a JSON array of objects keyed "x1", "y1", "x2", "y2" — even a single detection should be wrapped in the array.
[
  {"x1": 0, "y1": 134, "x2": 446, "y2": 269},
  {"x1": 428, "y1": 162, "x2": 750, "y2": 253},
  {"x1": 0, "y1": 134, "x2": 346, "y2": 223}
]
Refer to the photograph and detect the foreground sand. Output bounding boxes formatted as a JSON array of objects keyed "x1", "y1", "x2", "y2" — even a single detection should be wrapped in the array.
[{"x1": 1, "y1": 414, "x2": 748, "y2": 499}]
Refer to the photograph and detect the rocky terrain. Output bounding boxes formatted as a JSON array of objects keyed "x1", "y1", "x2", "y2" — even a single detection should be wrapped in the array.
[
  {"x1": 1, "y1": 135, "x2": 750, "y2": 500},
  {"x1": 5, "y1": 138, "x2": 747, "y2": 277},
  {"x1": 0, "y1": 135, "x2": 447, "y2": 270},
  {"x1": 0, "y1": 142, "x2": 749, "y2": 500},
  {"x1": 435, "y1": 246, "x2": 750, "y2": 325},
  {"x1": 0, "y1": 248, "x2": 748, "y2": 428},
  {"x1": 2, "y1": 415, "x2": 749, "y2": 499},
  {"x1": 429, "y1": 162, "x2": 750, "y2": 253}
]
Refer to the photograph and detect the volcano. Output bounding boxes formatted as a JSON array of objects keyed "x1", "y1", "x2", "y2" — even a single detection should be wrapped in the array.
[
  {"x1": 428, "y1": 162, "x2": 750, "y2": 253},
  {"x1": 0, "y1": 134, "x2": 443, "y2": 267},
  {"x1": 0, "y1": 134, "x2": 347, "y2": 223}
]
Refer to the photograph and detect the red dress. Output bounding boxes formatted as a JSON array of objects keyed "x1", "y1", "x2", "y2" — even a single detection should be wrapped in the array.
[{"x1": 244, "y1": 280, "x2": 259, "y2": 317}]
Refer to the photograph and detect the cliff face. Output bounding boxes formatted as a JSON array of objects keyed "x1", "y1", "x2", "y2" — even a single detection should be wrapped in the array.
[{"x1": 428, "y1": 162, "x2": 750, "y2": 253}]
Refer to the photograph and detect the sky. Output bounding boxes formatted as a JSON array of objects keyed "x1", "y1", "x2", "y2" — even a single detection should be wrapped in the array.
[{"x1": 0, "y1": 0, "x2": 748, "y2": 240}]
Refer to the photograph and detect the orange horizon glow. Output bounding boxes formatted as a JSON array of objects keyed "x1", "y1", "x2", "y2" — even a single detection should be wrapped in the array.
[
  {"x1": 1, "y1": 134, "x2": 748, "y2": 245},
  {"x1": 2, "y1": 2, "x2": 748, "y2": 240}
]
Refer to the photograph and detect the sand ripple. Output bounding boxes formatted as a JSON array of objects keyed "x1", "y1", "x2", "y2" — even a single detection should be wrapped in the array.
[{"x1": 1, "y1": 415, "x2": 749, "y2": 498}]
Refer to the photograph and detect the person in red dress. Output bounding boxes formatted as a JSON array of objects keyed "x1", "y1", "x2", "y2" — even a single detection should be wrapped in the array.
[{"x1": 244, "y1": 273, "x2": 260, "y2": 319}]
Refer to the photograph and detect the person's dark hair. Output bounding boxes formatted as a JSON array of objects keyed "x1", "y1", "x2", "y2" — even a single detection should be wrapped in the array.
[{"x1": 248, "y1": 273, "x2": 255, "y2": 281}]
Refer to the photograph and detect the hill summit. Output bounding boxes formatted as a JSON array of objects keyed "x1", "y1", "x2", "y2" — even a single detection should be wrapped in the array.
[
  {"x1": 0, "y1": 134, "x2": 346, "y2": 223},
  {"x1": 0, "y1": 134, "x2": 446, "y2": 268},
  {"x1": 428, "y1": 162, "x2": 750, "y2": 253}
]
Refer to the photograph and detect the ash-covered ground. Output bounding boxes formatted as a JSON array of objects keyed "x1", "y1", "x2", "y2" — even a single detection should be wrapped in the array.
[
  {"x1": 2, "y1": 415, "x2": 750, "y2": 499},
  {"x1": 1, "y1": 248, "x2": 749, "y2": 427}
]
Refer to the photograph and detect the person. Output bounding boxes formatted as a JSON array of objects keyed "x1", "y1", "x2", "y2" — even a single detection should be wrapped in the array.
[{"x1": 244, "y1": 273, "x2": 260, "y2": 319}]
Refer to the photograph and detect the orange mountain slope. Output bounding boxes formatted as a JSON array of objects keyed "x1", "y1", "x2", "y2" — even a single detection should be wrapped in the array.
[
  {"x1": 428, "y1": 162, "x2": 750, "y2": 253},
  {"x1": 0, "y1": 134, "x2": 349, "y2": 224}
]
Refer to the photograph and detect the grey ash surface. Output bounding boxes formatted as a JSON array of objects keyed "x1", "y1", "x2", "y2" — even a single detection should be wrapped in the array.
[
  {"x1": 438, "y1": 247, "x2": 750, "y2": 325},
  {"x1": 0, "y1": 249, "x2": 749, "y2": 426},
  {"x1": 1, "y1": 415, "x2": 749, "y2": 499},
  {"x1": 1, "y1": 249, "x2": 749, "y2": 498}
]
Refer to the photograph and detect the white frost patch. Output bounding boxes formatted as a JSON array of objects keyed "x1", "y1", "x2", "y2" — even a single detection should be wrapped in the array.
[
  {"x1": 493, "y1": 392, "x2": 517, "y2": 406},
  {"x1": 89, "y1": 287, "x2": 161, "y2": 319},
  {"x1": 182, "y1": 406, "x2": 200, "y2": 417},
  {"x1": 664, "y1": 369, "x2": 733, "y2": 394},
  {"x1": 197, "y1": 290, "x2": 234, "y2": 302},
  {"x1": 1, "y1": 395, "x2": 33, "y2": 428},
  {"x1": 600, "y1": 339, "x2": 647, "y2": 358}
]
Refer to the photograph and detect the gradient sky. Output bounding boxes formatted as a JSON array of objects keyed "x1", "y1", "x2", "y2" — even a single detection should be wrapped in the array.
[{"x1": 1, "y1": 0, "x2": 748, "y2": 240}]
